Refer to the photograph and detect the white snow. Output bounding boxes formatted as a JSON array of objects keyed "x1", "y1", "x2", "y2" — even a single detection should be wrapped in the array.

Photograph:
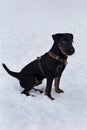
[{"x1": 0, "y1": 0, "x2": 87, "y2": 130}]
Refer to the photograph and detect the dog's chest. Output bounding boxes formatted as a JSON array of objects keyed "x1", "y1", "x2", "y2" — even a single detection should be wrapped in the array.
[
  {"x1": 56, "y1": 64, "x2": 62, "y2": 71},
  {"x1": 54, "y1": 63, "x2": 65, "y2": 77}
]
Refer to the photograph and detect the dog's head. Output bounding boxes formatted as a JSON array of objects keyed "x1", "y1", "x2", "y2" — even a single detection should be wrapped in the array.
[{"x1": 52, "y1": 33, "x2": 75, "y2": 56}]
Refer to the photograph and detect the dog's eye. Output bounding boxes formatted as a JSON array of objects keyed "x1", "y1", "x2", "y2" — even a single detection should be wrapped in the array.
[{"x1": 62, "y1": 41, "x2": 67, "y2": 44}]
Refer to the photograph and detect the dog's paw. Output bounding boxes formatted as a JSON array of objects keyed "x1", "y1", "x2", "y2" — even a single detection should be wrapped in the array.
[
  {"x1": 21, "y1": 90, "x2": 30, "y2": 96},
  {"x1": 55, "y1": 88, "x2": 64, "y2": 93},
  {"x1": 21, "y1": 91, "x2": 35, "y2": 97},
  {"x1": 45, "y1": 93, "x2": 54, "y2": 100},
  {"x1": 50, "y1": 96, "x2": 54, "y2": 100},
  {"x1": 48, "y1": 95, "x2": 54, "y2": 100},
  {"x1": 33, "y1": 88, "x2": 43, "y2": 94}
]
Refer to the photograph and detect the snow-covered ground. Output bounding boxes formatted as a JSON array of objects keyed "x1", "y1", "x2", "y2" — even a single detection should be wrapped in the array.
[{"x1": 0, "y1": 0, "x2": 87, "y2": 130}]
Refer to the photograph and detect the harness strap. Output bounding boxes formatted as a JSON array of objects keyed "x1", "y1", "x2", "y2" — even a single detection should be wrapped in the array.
[
  {"x1": 48, "y1": 52, "x2": 67, "y2": 65},
  {"x1": 37, "y1": 57, "x2": 46, "y2": 77}
]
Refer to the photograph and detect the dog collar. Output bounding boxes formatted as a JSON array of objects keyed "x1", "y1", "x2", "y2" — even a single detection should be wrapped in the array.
[{"x1": 48, "y1": 52, "x2": 67, "y2": 65}]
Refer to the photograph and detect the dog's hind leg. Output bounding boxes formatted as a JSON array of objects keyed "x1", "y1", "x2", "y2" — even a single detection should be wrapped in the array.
[
  {"x1": 33, "y1": 78, "x2": 43, "y2": 94},
  {"x1": 20, "y1": 77, "x2": 35, "y2": 96}
]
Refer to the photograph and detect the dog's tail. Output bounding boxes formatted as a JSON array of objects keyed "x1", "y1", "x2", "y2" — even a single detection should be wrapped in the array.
[{"x1": 2, "y1": 63, "x2": 20, "y2": 79}]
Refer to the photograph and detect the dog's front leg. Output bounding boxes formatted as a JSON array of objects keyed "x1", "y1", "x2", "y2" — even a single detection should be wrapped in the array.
[
  {"x1": 54, "y1": 77, "x2": 64, "y2": 93},
  {"x1": 45, "y1": 76, "x2": 54, "y2": 100}
]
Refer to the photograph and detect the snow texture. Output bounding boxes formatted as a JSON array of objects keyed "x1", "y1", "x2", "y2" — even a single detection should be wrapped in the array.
[{"x1": 0, "y1": 0, "x2": 87, "y2": 130}]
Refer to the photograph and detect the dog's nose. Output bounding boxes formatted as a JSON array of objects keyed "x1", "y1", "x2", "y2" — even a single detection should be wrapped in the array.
[
  {"x1": 70, "y1": 48, "x2": 75, "y2": 55},
  {"x1": 72, "y1": 47, "x2": 75, "y2": 53}
]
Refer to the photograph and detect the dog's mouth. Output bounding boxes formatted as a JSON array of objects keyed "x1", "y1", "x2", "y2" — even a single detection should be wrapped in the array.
[
  {"x1": 59, "y1": 46, "x2": 68, "y2": 56},
  {"x1": 59, "y1": 46, "x2": 75, "y2": 56}
]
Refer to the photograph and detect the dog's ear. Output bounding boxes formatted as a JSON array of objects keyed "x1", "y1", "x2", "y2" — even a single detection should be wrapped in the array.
[
  {"x1": 66, "y1": 33, "x2": 73, "y2": 40},
  {"x1": 52, "y1": 33, "x2": 74, "y2": 42},
  {"x1": 52, "y1": 34, "x2": 62, "y2": 42},
  {"x1": 69, "y1": 34, "x2": 73, "y2": 40}
]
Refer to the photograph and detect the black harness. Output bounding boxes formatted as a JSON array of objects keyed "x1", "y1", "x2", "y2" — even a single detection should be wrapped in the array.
[
  {"x1": 37, "y1": 52, "x2": 67, "y2": 77},
  {"x1": 37, "y1": 57, "x2": 46, "y2": 77}
]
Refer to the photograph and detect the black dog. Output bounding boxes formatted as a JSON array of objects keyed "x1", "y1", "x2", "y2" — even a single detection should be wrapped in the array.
[{"x1": 2, "y1": 33, "x2": 75, "y2": 100}]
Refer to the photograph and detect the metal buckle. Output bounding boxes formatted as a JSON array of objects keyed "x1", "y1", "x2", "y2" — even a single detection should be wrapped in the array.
[{"x1": 56, "y1": 56, "x2": 59, "y2": 60}]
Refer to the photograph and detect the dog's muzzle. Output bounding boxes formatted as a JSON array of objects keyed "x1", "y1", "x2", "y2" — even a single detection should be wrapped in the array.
[
  {"x1": 67, "y1": 47, "x2": 75, "y2": 56},
  {"x1": 59, "y1": 46, "x2": 75, "y2": 56}
]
